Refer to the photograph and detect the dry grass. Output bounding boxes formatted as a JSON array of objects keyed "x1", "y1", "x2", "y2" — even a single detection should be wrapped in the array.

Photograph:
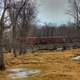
[{"x1": 0, "y1": 49, "x2": 80, "y2": 80}]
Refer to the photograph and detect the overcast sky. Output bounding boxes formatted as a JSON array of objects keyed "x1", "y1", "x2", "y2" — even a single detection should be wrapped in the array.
[{"x1": 36, "y1": 0, "x2": 74, "y2": 25}]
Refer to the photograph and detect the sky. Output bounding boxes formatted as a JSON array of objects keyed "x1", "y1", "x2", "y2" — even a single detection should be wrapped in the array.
[{"x1": 36, "y1": 0, "x2": 74, "y2": 26}]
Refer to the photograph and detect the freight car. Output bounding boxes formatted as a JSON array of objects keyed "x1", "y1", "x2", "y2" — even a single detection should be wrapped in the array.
[
  {"x1": 3, "y1": 36, "x2": 80, "y2": 53},
  {"x1": 18, "y1": 36, "x2": 80, "y2": 51},
  {"x1": 19, "y1": 36, "x2": 67, "y2": 50}
]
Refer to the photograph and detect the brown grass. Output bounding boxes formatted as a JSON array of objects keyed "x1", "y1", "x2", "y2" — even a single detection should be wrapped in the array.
[{"x1": 0, "y1": 49, "x2": 80, "y2": 80}]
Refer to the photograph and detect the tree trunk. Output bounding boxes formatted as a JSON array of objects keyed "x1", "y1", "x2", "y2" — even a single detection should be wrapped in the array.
[
  {"x1": 12, "y1": 23, "x2": 17, "y2": 57},
  {"x1": 0, "y1": 49, "x2": 5, "y2": 70},
  {"x1": 0, "y1": 22, "x2": 5, "y2": 70}
]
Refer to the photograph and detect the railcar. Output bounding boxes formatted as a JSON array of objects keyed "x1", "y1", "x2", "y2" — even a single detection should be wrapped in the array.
[{"x1": 19, "y1": 36, "x2": 67, "y2": 50}]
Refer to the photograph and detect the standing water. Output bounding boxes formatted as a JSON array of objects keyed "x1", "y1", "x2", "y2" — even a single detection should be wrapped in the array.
[{"x1": 7, "y1": 68, "x2": 41, "y2": 79}]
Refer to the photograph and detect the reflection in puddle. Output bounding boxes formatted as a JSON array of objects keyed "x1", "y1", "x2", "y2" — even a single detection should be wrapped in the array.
[{"x1": 7, "y1": 68, "x2": 41, "y2": 79}]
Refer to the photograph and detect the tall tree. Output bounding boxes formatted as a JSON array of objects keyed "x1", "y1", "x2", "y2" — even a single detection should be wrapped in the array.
[
  {"x1": 7, "y1": 0, "x2": 27, "y2": 56},
  {"x1": 17, "y1": 0, "x2": 36, "y2": 54},
  {"x1": 0, "y1": 0, "x2": 9, "y2": 70},
  {"x1": 67, "y1": 0, "x2": 80, "y2": 28},
  {"x1": 7, "y1": 0, "x2": 36, "y2": 55}
]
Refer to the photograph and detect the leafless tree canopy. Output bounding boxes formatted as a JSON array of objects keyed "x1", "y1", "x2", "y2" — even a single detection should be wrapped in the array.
[
  {"x1": 0, "y1": 0, "x2": 36, "y2": 70},
  {"x1": 68, "y1": 0, "x2": 80, "y2": 27}
]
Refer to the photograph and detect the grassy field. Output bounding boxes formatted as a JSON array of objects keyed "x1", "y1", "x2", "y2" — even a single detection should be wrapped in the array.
[{"x1": 0, "y1": 49, "x2": 80, "y2": 80}]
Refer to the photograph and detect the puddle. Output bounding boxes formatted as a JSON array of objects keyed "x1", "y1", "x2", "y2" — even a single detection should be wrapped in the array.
[
  {"x1": 7, "y1": 68, "x2": 41, "y2": 79},
  {"x1": 72, "y1": 56, "x2": 80, "y2": 60}
]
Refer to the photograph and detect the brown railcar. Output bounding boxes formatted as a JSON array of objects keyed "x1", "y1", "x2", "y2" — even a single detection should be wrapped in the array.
[{"x1": 21, "y1": 36, "x2": 66, "y2": 45}]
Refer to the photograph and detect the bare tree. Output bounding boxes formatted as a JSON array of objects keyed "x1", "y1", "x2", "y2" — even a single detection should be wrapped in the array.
[
  {"x1": 0, "y1": 0, "x2": 9, "y2": 70},
  {"x1": 7, "y1": 0, "x2": 27, "y2": 57},
  {"x1": 6, "y1": 0, "x2": 36, "y2": 56},
  {"x1": 17, "y1": 0, "x2": 36, "y2": 54},
  {"x1": 67, "y1": 0, "x2": 80, "y2": 28}
]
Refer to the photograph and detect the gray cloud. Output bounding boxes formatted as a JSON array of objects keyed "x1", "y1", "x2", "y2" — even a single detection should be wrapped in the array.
[{"x1": 37, "y1": 0, "x2": 73, "y2": 25}]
